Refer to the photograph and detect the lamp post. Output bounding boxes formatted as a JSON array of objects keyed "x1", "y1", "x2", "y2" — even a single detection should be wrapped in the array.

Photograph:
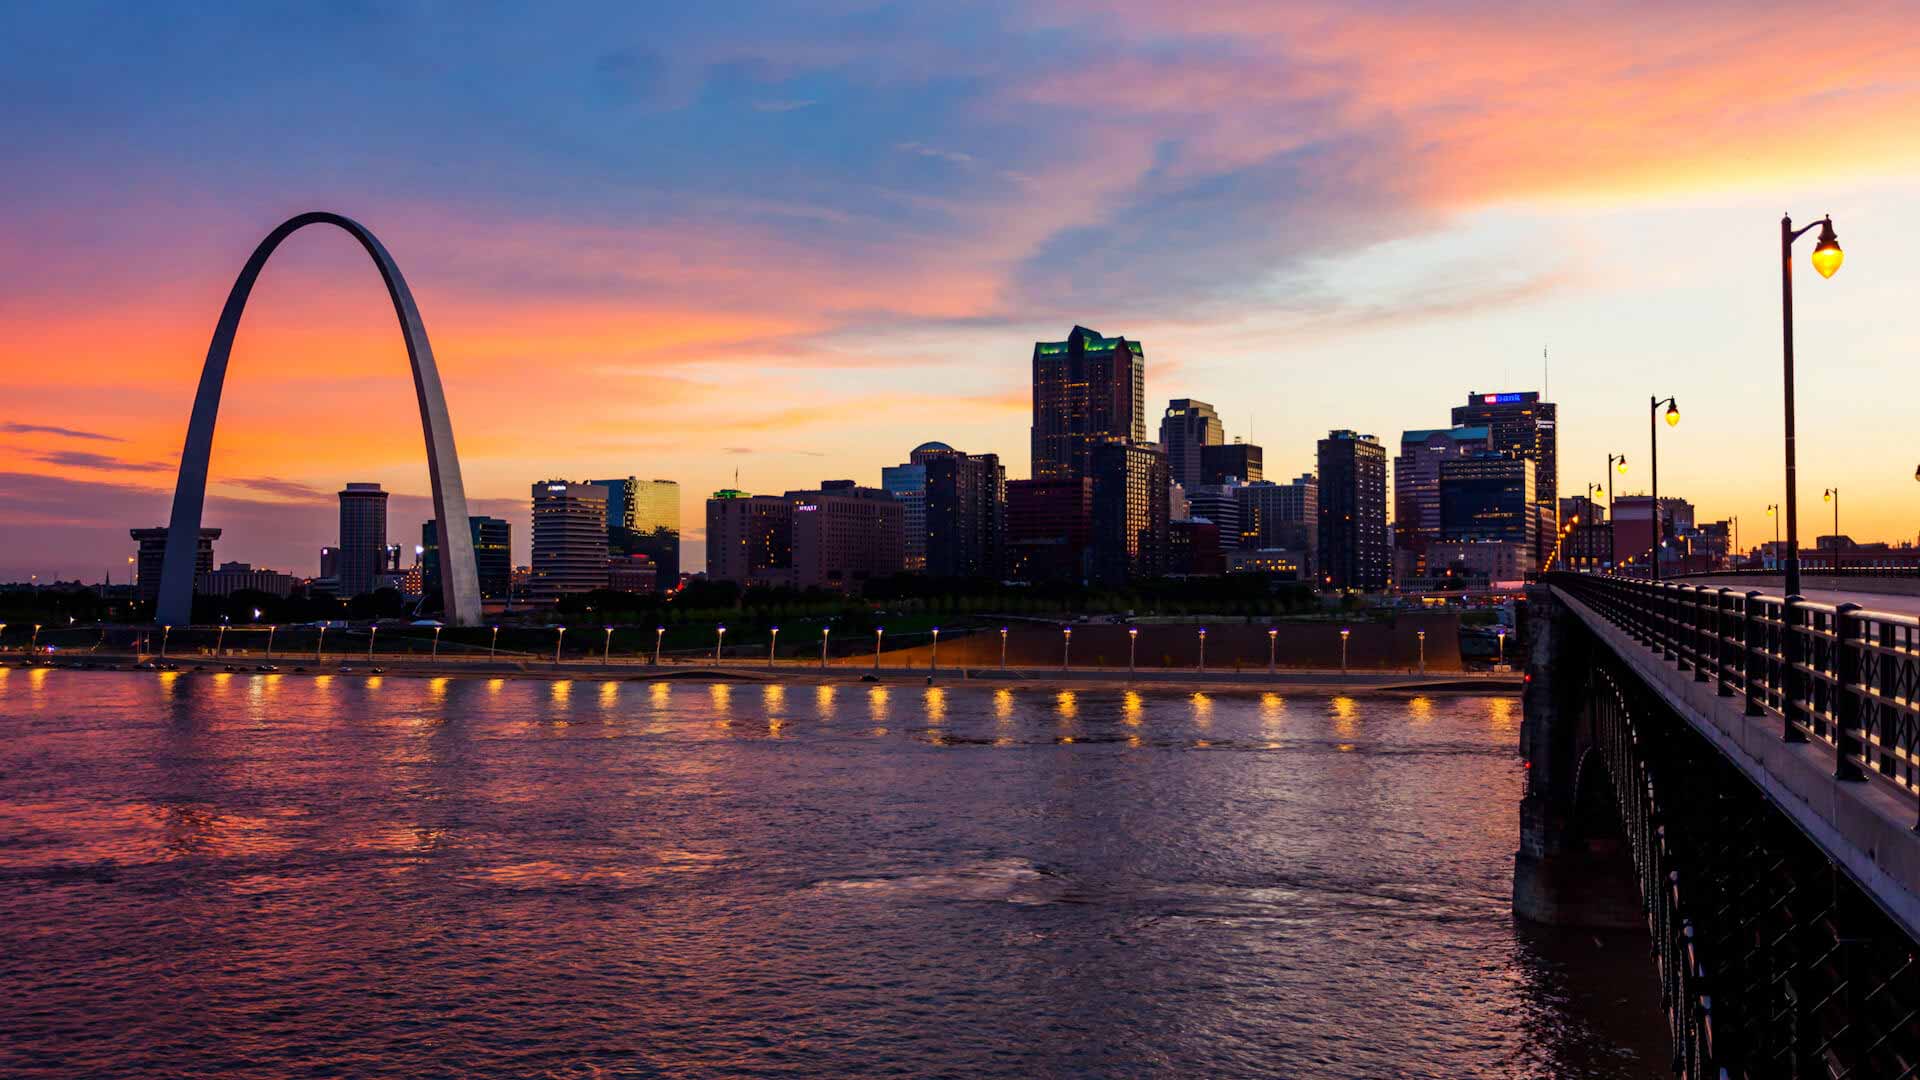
[
  {"x1": 1608, "y1": 454, "x2": 1627, "y2": 569},
  {"x1": 266, "y1": 625, "x2": 276, "y2": 660},
  {"x1": 1650, "y1": 396, "x2": 1680, "y2": 579},
  {"x1": 1416, "y1": 629, "x2": 1426, "y2": 675},
  {"x1": 1824, "y1": 488, "x2": 1841, "y2": 573},
  {"x1": 1196, "y1": 627, "x2": 1206, "y2": 673},
  {"x1": 554, "y1": 626, "x2": 566, "y2": 664},
  {"x1": 1339, "y1": 627, "x2": 1350, "y2": 674},
  {"x1": 315, "y1": 624, "x2": 325, "y2": 662},
  {"x1": 769, "y1": 626, "x2": 780, "y2": 670},
  {"x1": 0, "y1": 624, "x2": 6, "y2": 655},
  {"x1": 1061, "y1": 626, "x2": 1071, "y2": 671},
  {"x1": 715, "y1": 624, "x2": 727, "y2": 662},
  {"x1": 490, "y1": 625, "x2": 500, "y2": 661},
  {"x1": 1766, "y1": 504, "x2": 1780, "y2": 569},
  {"x1": 434, "y1": 625, "x2": 443, "y2": 660},
  {"x1": 368, "y1": 624, "x2": 378, "y2": 661},
  {"x1": 157, "y1": 624, "x2": 165, "y2": 659},
  {"x1": 1128, "y1": 627, "x2": 1138, "y2": 676},
  {"x1": 929, "y1": 627, "x2": 938, "y2": 677},
  {"x1": 874, "y1": 626, "x2": 884, "y2": 671},
  {"x1": 215, "y1": 620, "x2": 227, "y2": 656},
  {"x1": 999, "y1": 627, "x2": 1008, "y2": 670},
  {"x1": 1267, "y1": 627, "x2": 1278, "y2": 674},
  {"x1": 654, "y1": 626, "x2": 664, "y2": 666},
  {"x1": 1496, "y1": 626, "x2": 1508, "y2": 666},
  {"x1": 1780, "y1": 213, "x2": 1843, "y2": 597},
  {"x1": 603, "y1": 626, "x2": 613, "y2": 663}
]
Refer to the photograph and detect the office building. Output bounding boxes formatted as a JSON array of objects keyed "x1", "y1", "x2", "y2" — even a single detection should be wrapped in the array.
[
  {"x1": 1159, "y1": 399, "x2": 1223, "y2": 490},
  {"x1": 131, "y1": 526, "x2": 220, "y2": 604},
  {"x1": 1032, "y1": 325, "x2": 1146, "y2": 481},
  {"x1": 630, "y1": 479, "x2": 681, "y2": 589},
  {"x1": 1451, "y1": 391, "x2": 1558, "y2": 520},
  {"x1": 1007, "y1": 478, "x2": 1093, "y2": 583},
  {"x1": 1317, "y1": 431, "x2": 1388, "y2": 591},
  {"x1": 586, "y1": 476, "x2": 638, "y2": 533},
  {"x1": 195, "y1": 561, "x2": 295, "y2": 599},
  {"x1": 530, "y1": 481, "x2": 609, "y2": 602},
  {"x1": 1394, "y1": 426, "x2": 1491, "y2": 581},
  {"x1": 1088, "y1": 439, "x2": 1170, "y2": 585},
  {"x1": 607, "y1": 553, "x2": 658, "y2": 593},
  {"x1": 1236, "y1": 474, "x2": 1318, "y2": 573},
  {"x1": 918, "y1": 444, "x2": 1005, "y2": 579},
  {"x1": 1168, "y1": 518, "x2": 1224, "y2": 576},
  {"x1": 423, "y1": 515, "x2": 512, "y2": 601},
  {"x1": 706, "y1": 489, "x2": 794, "y2": 587},
  {"x1": 337, "y1": 482, "x2": 390, "y2": 597},
  {"x1": 1612, "y1": 495, "x2": 1694, "y2": 570},
  {"x1": 1435, "y1": 454, "x2": 1539, "y2": 577},
  {"x1": 1227, "y1": 548, "x2": 1305, "y2": 579},
  {"x1": 785, "y1": 480, "x2": 905, "y2": 592},
  {"x1": 880, "y1": 460, "x2": 928, "y2": 572},
  {"x1": 1200, "y1": 441, "x2": 1262, "y2": 485},
  {"x1": 1185, "y1": 483, "x2": 1243, "y2": 548}
]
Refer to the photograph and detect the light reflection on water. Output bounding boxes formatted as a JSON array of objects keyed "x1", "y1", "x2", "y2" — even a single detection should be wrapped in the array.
[{"x1": 0, "y1": 671, "x2": 1663, "y2": 1079}]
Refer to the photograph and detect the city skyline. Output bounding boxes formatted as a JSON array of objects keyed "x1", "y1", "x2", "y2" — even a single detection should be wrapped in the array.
[{"x1": 7, "y1": 5, "x2": 1920, "y2": 581}]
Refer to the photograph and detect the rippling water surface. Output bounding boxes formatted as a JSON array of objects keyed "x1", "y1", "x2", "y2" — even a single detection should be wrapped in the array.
[{"x1": 0, "y1": 669, "x2": 1665, "y2": 1078}]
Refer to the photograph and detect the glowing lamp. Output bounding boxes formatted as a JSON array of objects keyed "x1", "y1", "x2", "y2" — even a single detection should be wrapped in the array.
[
  {"x1": 1616, "y1": 458, "x2": 1628, "y2": 474},
  {"x1": 1664, "y1": 402, "x2": 1680, "y2": 427},
  {"x1": 1811, "y1": 219, "x2": 1843, "y2": 279}
]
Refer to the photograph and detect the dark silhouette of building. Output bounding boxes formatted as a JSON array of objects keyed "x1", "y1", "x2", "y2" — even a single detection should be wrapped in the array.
[
  {"x1": 1032, "y1": 326, "x2": 1146, "y2": 481},
  {"x1": 423, "y1": 515, "x2": 511, "y2": 601},
  {"x1": 919, "y1": 445, "x2": 1005, "y2": 579},
  {"x1": 1394, "y1": 426, "x2": 1492, "y2": 582},
  {"x1": 1168, "y1": 518, "x2": 1224, "y2": 576},
  {"x1": 1006, "y1": 478, "x2": 1092, "y2": 583},
  {"x1": 1436, "y1": 454, "x2": 1539, "y2": 577},
  {"x1": 1450, "y1": 391, "x2": 1558, "y2": 523},
  {"x1": 132, "y1": 526, "x2": 219, "y2": 604},
  {"x1": 1159, "y1": 399, "x2": 1222, "y2": 491},
  {"x1": 1317, "y1": 431, "x2": 1388, "y2": 591},
  {"x1": 1199, "y1": 441, "x2": 1262, "y2": 485},
  {"x1": 530, "y1": 481, "x2": 609, "y2": 602},
  {"x1": 1089, "y1": 439, "x2": 1169, "y2": 585},
  {"x1": 705, "y1": 489, "x2": 794, "y2": 587},
  {"x1": 1185, "y1": 484, "x2": 1243, "y2": 548},
  {"x1": 337, "y1": 482, "x2": 390, "y2": 597},
  {"x1": 1236, "y1": 474, "x2": 1317, "y2": 575}
]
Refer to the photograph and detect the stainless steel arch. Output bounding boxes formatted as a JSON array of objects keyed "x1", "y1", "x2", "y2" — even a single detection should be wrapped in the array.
[{"x1": 155, "y1": 212, "x2": 483, "y2": 627}]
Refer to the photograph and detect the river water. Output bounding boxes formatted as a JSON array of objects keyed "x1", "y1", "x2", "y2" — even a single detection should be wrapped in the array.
[{"x1": 0, "y1": 669, "x2": 1666, "y2": 1078}]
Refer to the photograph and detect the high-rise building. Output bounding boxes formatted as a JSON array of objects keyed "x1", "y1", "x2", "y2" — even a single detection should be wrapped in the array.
[
  {"x1": 337, "y1": 482, "x2": 390, "y2": 597},
  {"x1": 130, "y1": 527, "x2": 219, "y2": 604},
  {"x1": 1236, "y1": 474, "x2": 1318, "y2": 571},
  {"x1": 1088, "y1": 439, "x2": 1170, "y2": 585},
  {"x1": 1451, "y1": 391, "x2": 1558, "y2": 520},
  {"x1": 1317, "y1": 431, "x2": 1388, "y2": 591},
  {"x1": 631, "y1": 479, "x2": 681, "y2": 590},
  {"x1": 586, "y1": 476, "x2": 638, "y2": 533},
  {"x1": 918, "y1": 445, "x2": 1005, "y2": 579},
  {"x1": 1199, "y1": 441, "x2": 1263, "y2": 485},
  {"x1": 1159, "y1": 399, "x2": 1223, "y2": 491},
  {"x1": 705, "y1": 489, "x2": 794, "y2": 587},
  {"x1": 1185, "y1": 483, "x2": 1243, "y2": 548},
  {"x1": 530, "y1": 481, "x2": 609, "y2": 602},
  {"x1": 1167, "y1": 518, "x2": 1224, "y2": 576},
  {"x1": 785, "y1": 480, "x2": 905, "y2": 592},
  {"x1": 1439, "y1": 455, "x2": 1538, "y2": 546},
  {"x1": 882, "y1": 444, "x2": 953, "y2": 573},
  {"x1": 1006, "y1": 478, "x2": 1093, "y2": 583},
  {"x1": 1031, "y1": 326, "x2": 1146, "y2": 481},
  {"x1": 423, "y1": 515, "x2": 512, "y2": 601},
  {"x1": 1394, "y1": 426, "x2": 1492, "y2": 582}
]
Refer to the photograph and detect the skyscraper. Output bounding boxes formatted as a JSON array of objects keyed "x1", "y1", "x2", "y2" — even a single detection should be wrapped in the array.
[
  {"x1": 1159, "y1": 399, "x2": 1223, "y2": 490},
  {"x1": 919, "y1": 444, "x2": 1005, "y2": 579},
  {"x1": 423, "y1": 516, "x2": 511, "y2": 601},
  {"x1": 1032, "y1": 326, "x2": 1146, "y2": 481},
  {"x1": 1236, "y1": 474, "x2": 1318, "y2": 572},
  {"x1": 1184, "y1": 484, "x2": 1243, "y2": 548},
  {"x1": 337, "y1": 482, "x2": 389, "y2": 597},
  {"x1": 586, "y1": 476, "x2": 637, "y2": 533},
  {"x1": 631, "y1": 479, "x2": 681, "y2": 590},
  {"x1": 530, "y1": 481, "x2": 609, "y2": 602},
  {"x1": 1393, "y1": 426, "x2": 1492, "y2": 581},
  {"x1": 1317, "y1": 431, "x2": 1388, "y2": 591},
  {"x1": 706, "y1": 489, "x2": 794, "y2": 587},
  {"x1": 1006, "y1": 478, "x2": 1092, "y2": 583},
  {"x1": 1088, "y1": 439, "x2": 1170, "y2": 585},
  {"x1": 1199, "y1": 441, "x2": 1262, "y2": 485},
  {"x1": 1450, "y1": 391, "x2": 1558, "y2": 519},
  {"x1": 785, "y1": 480, "x2": 905, "y2": 592},
  {"x1": 131, "y1": 527, "x2": 219, "y2": 604},
  {"x1": 1439, "y1": 455, "x2": 1538, "y2": 546}
]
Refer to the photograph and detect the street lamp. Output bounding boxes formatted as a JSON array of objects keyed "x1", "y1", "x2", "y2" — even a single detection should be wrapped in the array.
[
  {"x1": 215, "y1": 619, "x2": 227, "y2": 656},
  {"x1": 368, "y1": 624, "x2": 378, "y2": 661},
  {"x1": 1128, "y1": 627, "x2": 1138, "y2": 676},
  {"x1": 1339, "y1": 627, "x2": 1350, "y2": 674},
  {"x1": 1824, "y1": 488, "x2": 1841, "y2": 573},
  {"x1": 554, "y1": 625, "x2": 566, "y2": 664},
  {"x1": 1779, "y1": 212, "x2": 1843, "y2": 596},
  {"x1": 490, "y1": 625, "x2": 500, "y2": 661},
  {"x1": 603, "y1": 626, "x2": 613, "y2": 663},
  {"x1": 820, "y1": 626, "x2": 830, "y2": 670},
  {"x1": 1196, "y1": 627, "x2": 1206, "y2": 673},
  {"x1": 1416, "y1": 629, "x2": 1426, "y2": 675},
  {"x1": 715, "y1": 624, "x2": 727, "y2": 662},
  {"x1": 434, "y1": 625, "x2": 443, "y2": 660},
  {"x1": 1608, "y1": 454, "x2": 1627, "y2": 570},
  {"x1": 1496, "y1": 626, "x2": 1508, "y2": 666},
  {"x1": 1766, "y1": 504, "x2": 1781, "y2": 568},
  {"x1": 929, "y1": 627, "x2": 938, "y2": 677},
  {"x1": 1061, "y1": 626, "x2": 1072, "y2": 671},
  {"x1": 1267, "y1": 627, "x2": 1278, "y2": 674},
  {"x1": 999, "y1": 626, "x2": 1009, "y2": 670},
  {"x1": 769, "y1": 626, "x2": 780, "y2": 670},
  {"x1": 874, "y1": 626, "x2": 884, "y2": 671},
  {"x1": 266, "y1": 625, "x2": 276, "y2": 660},
  {"x1": 654, "y1": 626, "x2": 665, "y2": 666},
  {"x1": 316, "y1": 624, "x2": 326, "y2": 662},
  {"x1": 1650, "y1": 395, "x2": 1680, "y2": 579}
]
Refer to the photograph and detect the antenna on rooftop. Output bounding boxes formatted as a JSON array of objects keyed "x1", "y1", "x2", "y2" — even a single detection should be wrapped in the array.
[{"x1": 1543, "y1": 344, "x2": 1550, "y2": 401}]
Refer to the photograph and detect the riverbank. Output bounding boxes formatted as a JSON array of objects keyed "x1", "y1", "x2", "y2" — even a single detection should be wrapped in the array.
[{"x1": 3, "y1": 651, "x2": 1519, "y2": 696}]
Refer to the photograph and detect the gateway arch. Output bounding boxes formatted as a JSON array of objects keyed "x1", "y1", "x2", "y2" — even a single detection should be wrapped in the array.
[{"x1": 155, "y1": 211, "x2": 483, "y2": 627}]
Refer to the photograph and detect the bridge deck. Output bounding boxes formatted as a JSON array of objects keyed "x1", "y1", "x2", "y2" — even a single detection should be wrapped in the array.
[{"x1": 1552, "y1": 584, "x2": 1920, "y2": 940}]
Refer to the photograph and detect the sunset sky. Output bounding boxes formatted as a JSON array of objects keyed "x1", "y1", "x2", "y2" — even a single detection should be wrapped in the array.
[{"x1": 5, "y1": 2, "x2": 1920, "y2": 580}]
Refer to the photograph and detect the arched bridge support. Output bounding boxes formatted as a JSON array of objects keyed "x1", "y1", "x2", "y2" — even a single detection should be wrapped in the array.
[{"x1": 155, "y1": 212, "x2": 482, "y2": 627}]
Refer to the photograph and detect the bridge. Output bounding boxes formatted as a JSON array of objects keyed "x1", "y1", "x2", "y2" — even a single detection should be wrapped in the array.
[{"x1": 1521, "y1": 572, "x2": 1920, "y2": 1077}]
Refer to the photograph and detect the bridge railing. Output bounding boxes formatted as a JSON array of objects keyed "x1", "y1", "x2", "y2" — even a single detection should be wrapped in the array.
[{"x1": 1549, "y1": 572, "x2": 1920, "y2": 827}]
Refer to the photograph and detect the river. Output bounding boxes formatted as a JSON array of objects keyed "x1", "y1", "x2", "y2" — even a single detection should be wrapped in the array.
[{"x1": 0, "y1": 668, "x2": 1666, "y2": 1078}]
